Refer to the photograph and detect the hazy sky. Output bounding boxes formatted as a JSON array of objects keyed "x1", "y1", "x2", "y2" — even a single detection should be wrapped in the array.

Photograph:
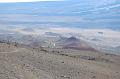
[
  {"x1": 0, "y1": 0, "x2": 63, "y2": 3},
  {"x1": 0, "y1": 0, "x2": 119, "y2": 30}
]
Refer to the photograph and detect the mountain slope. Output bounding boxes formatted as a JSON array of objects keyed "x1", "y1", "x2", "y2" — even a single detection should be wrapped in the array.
[
  {"x1": 0, "y1": 42, "x2": 120, "y2": 79},
  {"x1": 57, "y1": 36, "x2": 96, "y2": 51}
]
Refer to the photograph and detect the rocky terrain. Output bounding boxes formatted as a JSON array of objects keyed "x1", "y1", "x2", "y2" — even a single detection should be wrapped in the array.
[
  {"x1": 0, "y1": 41, "x2": 120, "y2": 79},
  {"x1": 1, "y1": 28, "x2": 120, "y2": 55}
]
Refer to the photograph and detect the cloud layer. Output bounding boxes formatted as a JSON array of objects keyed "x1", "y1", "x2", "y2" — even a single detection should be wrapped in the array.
[{"x1": 0, "y1": 0, "x2": 119, "y2": 30}]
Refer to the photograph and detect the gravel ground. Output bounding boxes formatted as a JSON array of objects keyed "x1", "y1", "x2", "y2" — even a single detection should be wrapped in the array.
[{"x1": 0, "y1": 43, "x2": 120, "y2": 79}]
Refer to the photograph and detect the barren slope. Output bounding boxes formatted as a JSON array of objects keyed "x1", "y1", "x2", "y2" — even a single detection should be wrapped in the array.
[{"x1": 0, "y1": 42, "x2": 120, "y2": 79}]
